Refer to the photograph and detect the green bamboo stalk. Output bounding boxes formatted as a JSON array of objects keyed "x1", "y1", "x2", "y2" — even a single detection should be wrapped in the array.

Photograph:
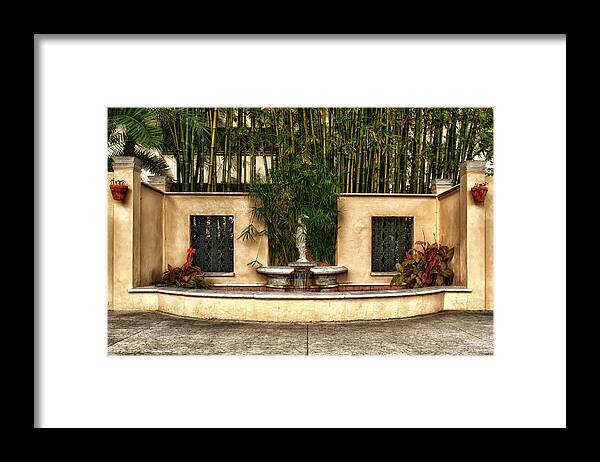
[
  {"x1": 382, "y1": 108, "x2": 390, "y2": 192},
  {"x1": 169, "y1": 118, "x2": 182, "y2": 188},
  {"x1": 420, "y1": 108, "x2": 429, "y2": 193},
  {"x1": 463, "y1": 109, "x2": 477, "y2": 161},
  {"x1": 206, "y1": 108, "x2": 217, "y2": 191},
  {"x1": 289, "y1": 109, "x2": 294, "y2": 155},
  {"x1": 183, "y1": 112, "x2": 189, "y2": 191},
  {"x1": 192, "y1": 108, "x2": 202, "y2": 191},
  {"x1": 393, "y1": 109, "x2": 401, "y2": 192},
  {"x1": 242, "y1": 109, "x2": 247, "y2": 191},
  {"x1": 224, "y1": 108, "x2": 231, "y2": 191},
  {"x1": 272, "y1": 108, "x2": 279, "y2": 170},
  {"x1": 321, "y1": 108, "x2": 327, "y2": 162},
  {"x1": 236, "y1": 109, "x2": 242, "y2": 191},
  {"x1": 346, "y1": 109, "x2": 354, "y2": 192},
  {"x1": 401, "y1": 109, "x2": 410, "y2": 193},
  {"x1": 249, "y1": 109, "x2": 256, "y2": 184},
  {"x1": 260, "y1": 108, "x2": 269, "y2": 181}
]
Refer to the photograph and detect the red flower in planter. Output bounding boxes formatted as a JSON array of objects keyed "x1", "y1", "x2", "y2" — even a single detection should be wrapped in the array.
[
  {"x1": 109, "y1": 179, "x2": 129, "y2": 201},
  {"x1": 470, "y1": 182, "x2": 488, "y2": 204},
  {"x1": 183, "y1": 247, "x2": 197, "y2": 269}
]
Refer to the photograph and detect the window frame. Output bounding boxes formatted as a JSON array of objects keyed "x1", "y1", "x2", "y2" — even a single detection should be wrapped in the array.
[
  {"x1": 189, "y1": 214, "x2": 235, "y2": 276},
  {"x1": 370, "y1": 216, "x2": 415, "y2": 276}
]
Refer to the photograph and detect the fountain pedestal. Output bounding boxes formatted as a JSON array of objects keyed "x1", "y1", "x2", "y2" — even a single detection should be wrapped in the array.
[{"x1": 289, "y1": 261, "x2": 316, "y2": 290}]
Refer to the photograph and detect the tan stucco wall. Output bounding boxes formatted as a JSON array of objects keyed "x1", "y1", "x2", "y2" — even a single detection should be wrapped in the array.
[
  {"x1": 164, "y1": 194, "x2": 267, "y2": 284},
  {"x1": 140, "y1": 184, "x2": 164, "y2": 286},
  {"x1": 110, "y1": 161, "x2": 141, "y2": 309},
  {"x1": 150, "y1": 291, "x2": 446, "y2": 322},
  {"x1": 458, "y1": 163, "x2": 488, "y2": 310},
  {"x1": 336, "y1": 194, "x2": 437, "y2": 283},
  {"x1": 107, "y1": 173, "x2": 114, "y2": 309},
  {"x1": 108, "y1": 159, "x2": 493, "y2": 315},
  {"x1": 438, "y1": 187, "x2": 461, "y2": 284},
  {"x1": 485, "y1": 176, "x2": 494, "y2": 309}
]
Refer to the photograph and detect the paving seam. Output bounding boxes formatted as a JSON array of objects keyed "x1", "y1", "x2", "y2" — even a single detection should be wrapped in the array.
[
  {"x1": 307, "y1": 324, "x2": 419, "y2": 355},
  {"x1": 305, "y1": 324, "x2": 312, "y2": 356},
  {"x1": 107, "y1": 320, "x2": 167, "y2": 349},
  {"x1": 450, "y1": 324, "x2": 492, "y2": 343}
]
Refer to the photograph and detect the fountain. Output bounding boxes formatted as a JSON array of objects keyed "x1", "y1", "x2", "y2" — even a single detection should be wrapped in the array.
[{"x1": 256, "y1": 214, "x2": 348, "y2": 290}]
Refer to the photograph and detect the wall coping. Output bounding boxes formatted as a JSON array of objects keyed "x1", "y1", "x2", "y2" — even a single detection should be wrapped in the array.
[
  {"x1": 128, "y1": 285, "x2": 471, "y2": 300},
  {"x1": 112, "y1": 156, "x2": 142, "y2": 170},
  {"x1": 339, "y1": 193, "x2": 437, "y2": 198},
  {"x1": 140, "y1": 182, "x2": 166, "y2": 194},
  {"x1": 164, "y1": 191, "x2": 252, "y2": 196},
  {"x1": 459, "y1": 160, "x2": 487, "y2": 173},
  {"x1": 132, "y1": 188, "x2": 461, "y2": 198},
  {"x1": 436, "y1": 184, "x2": 460, "y2": 198}
]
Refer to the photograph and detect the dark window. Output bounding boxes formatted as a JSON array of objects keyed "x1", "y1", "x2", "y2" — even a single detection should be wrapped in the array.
[
  {"x1": 371, "y1": 217, "x2": 414, "y2": 272},
  {"x1": 190, "y1": 216, "x2": 234, "y2": 273}
]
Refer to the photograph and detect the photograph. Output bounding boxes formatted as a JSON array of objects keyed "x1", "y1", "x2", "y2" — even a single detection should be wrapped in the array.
[
  {"x1": 107, "y1": 107, "x2": 494, "y2": 355},
  {"x1": 36, "y1": 35, "x2": 566, "y2": 429}
]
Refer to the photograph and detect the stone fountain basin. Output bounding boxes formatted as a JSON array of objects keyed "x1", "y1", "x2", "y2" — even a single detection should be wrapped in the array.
[
  {"x1": 310, "y1": 266, "x2": 348, "y2": 287},
  {"x1": 256, "y1": 265, "x2": 348, "y2": 288},
  {"x1": 310, "y1": 266, "x2": 348, "y2": 276},
  {"x1": 256, "y1": 266, "x2": 294, "y2": 276}
]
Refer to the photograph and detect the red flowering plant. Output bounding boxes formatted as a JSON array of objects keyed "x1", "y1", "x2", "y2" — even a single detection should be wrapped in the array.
[
  {"x1": 161, "y1": 247, "x2": 210, "y2": 289},
  {"x1": 470, "y1": 182, "x2": 488, "y2": 204},
  {"x1": 390, "y1": 241, "x2": 455, "y2": 288}
]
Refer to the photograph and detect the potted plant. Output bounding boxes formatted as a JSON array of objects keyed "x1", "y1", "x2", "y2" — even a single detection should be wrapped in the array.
[
  {"x1": 109, "y1": 179, "x2": 129, "y2": 201},
  {"x1": 470, "y1": 181, "x2": 488, "y2": 204}
]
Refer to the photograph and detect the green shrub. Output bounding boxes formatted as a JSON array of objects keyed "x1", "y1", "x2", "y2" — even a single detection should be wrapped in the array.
[{"x1": 241, "y1": 155, "x2": 340, "y2": 266}]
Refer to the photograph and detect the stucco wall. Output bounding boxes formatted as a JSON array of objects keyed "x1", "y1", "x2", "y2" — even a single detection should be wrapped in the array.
[
  {"x1": 108, "y1": 158, "x2": 493, "y2": 314},
  {"x1": 164, "y1": 193, "x2": 267, "y2": 284},
  {"x1": 485, "y1": 176, "x2": 494, "y2": 309},
  {"x1": 140, "y1": 184, "x2": 164, "y2": 286},
  {"x1": 110, "y1": 159, "x2": 142, "y2": 309},
  {"x1": 437, "y1": 187, "x2": 462, "y2": 285},
  {"x1": 336, "y1": 194, "x2": 438, "y2": 283},
  {"x1": 107, "y1": 173, "x2": 114, "y2": 309},
  {"x1": 457, "y1": 162, "x2": 488, "y2": 309}
]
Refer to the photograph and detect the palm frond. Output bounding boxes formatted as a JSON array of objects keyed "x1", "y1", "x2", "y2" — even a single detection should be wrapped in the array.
[
  {"x1": 132, "y1": 145, "x2": 173, "y2": 178},
  {"x1": 107, "y1": 108, "x2": 163, "y2": 148},
  {"x1": 107, "y1": 129, "x2": 125, "y2": 158}
]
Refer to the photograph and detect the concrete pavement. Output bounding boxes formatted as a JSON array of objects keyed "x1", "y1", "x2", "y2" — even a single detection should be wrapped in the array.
[{"x1": 107, "y1": 310, "x2": 493, "y2": 355}]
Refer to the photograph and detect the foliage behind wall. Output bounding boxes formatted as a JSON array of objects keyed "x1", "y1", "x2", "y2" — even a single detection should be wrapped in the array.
[
  {"x1": 240, "y1": 155, "x2": 340, "y2": 266},
  {"x1": 108, "y1": 107, "x2": 493, "y2": 193}
]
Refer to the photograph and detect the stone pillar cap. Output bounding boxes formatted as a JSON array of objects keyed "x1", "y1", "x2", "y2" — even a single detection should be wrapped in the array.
[
  {"x1": 432, "y1": 178, "x2": 454, "y2": 195},
  {"x1": 112, "y1": 156, "x2": 143, "y2": 170},
  {"x1": 459, "y1": 160, "x2": 487, "y2": 173}
]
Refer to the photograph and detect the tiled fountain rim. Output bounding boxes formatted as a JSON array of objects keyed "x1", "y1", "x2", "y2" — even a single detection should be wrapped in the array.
[
  {"x1": 256, "y1": 265, "x2": 348, "y2": 275},
  {"x1": 129, "y1": 285, "x2": 471, "y2": 300}
]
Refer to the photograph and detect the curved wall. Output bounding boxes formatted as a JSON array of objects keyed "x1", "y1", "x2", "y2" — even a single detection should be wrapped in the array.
[{"x1": 128, "y1": 286, "x2": 471, "y2": 322}]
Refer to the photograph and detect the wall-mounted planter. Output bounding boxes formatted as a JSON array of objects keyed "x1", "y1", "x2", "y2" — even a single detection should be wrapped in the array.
[
  {"x1": 110, "y1": 184, "x2": 129, "y2": 201},
  {"x1": 470, "y1": 183, "x2": 488, "y2": 204}
]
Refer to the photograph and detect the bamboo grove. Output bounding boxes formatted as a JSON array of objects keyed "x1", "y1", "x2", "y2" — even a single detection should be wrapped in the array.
[{"x1": 109, "y1": 108, "x2": 493, "y2": 194}]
